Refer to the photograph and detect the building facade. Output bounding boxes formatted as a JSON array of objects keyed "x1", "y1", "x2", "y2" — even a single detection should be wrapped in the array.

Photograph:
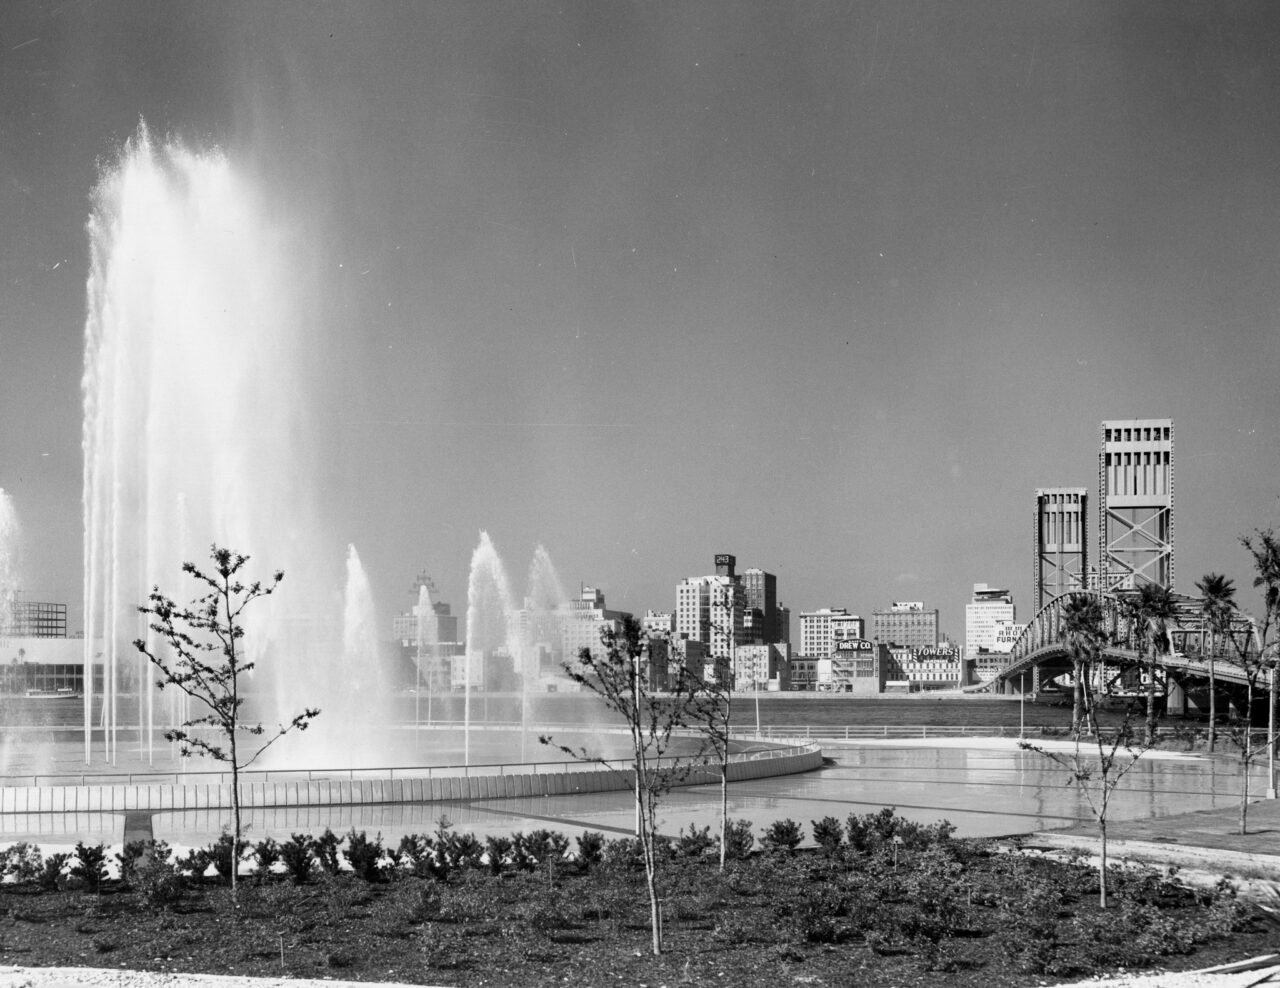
[
  {"x1": 1, "y1": 600, "x2": 67, "y2": 638},
  {"x1": 872, "y1": 601, "x2": 939, "y2": 650},
  {"x1": 965, "y1": 584, "x2": 1015, "y2": 658},
  {"x1": 818, "y1": 639, "x2": 888, "y2": 694},
  {"x1": 1034, "y1": 487, "x2": 1088, "y2": 611},
  {"x1": 740, "y1": 567, "x2": 778, "y2": 644},
  {"x1": 1099, "y1": 418, "x2": 1174, "y2": 590},
  {"x1": 733, "y1": 642, "x2": 791, "y2": 691},
  {"x1": 799, "y1": 607, "x2": 855, "y2": 658}
]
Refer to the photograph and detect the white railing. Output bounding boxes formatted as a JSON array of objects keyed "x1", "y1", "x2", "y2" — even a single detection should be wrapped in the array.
[{"x1": 2, "y1": 736, "x2": 820, "y2": 789}]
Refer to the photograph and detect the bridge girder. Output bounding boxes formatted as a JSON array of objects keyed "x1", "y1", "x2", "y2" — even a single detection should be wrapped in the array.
[{"x1": 983, "y1": 589, "x2": 1261, "y2": 696}]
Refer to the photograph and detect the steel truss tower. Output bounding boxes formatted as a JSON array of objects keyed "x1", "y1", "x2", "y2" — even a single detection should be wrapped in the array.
[
  {"x1": 1099, "y1": 419, "x2": 1174, "y2": 591},
  {"x1": 1033, "y1": 487, "x2": 1088, "y2": 611}
]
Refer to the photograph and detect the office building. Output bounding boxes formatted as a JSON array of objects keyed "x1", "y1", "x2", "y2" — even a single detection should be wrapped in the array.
[
  {"x1": 872, "y1": 601, "x2": 939, "y2": 650},
  {"x1": 561, "y1": 586, "x2": 630, "y2": 663},
  {"x1": 1, "y1": 600, "x2": 67, "y2": 639},
  {"x1": 675, "y1": 555, "x2": 748, "y2": 673},
  {"x1": 799, "y1": 608, "x2": 860, "y2": 657},
  {"x1": 733, "y1": 642, "x2": 791, "y2": 691},
  {"x1": 740, "y1": 567, "x2": 779, "y2": 644},
  {"x1": 1099, "y1": 418, "x2": 1174, "y2": 590},
  {"x1": 1034, "y1": 487, "x2": 1088, "y2": 611},
  {"x1": 965, "y1": 584, "x2": 1015, "y2": 658}
]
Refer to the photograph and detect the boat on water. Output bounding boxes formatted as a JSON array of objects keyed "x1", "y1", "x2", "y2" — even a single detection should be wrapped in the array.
[{"x1": 22, "y1": 687, "x2": 82, "y2": 700}]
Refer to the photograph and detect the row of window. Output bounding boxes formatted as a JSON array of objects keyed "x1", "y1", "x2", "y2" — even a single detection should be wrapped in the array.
[{"x1": 1104, "y1": 426, "x2": 1171, "y2": 442}]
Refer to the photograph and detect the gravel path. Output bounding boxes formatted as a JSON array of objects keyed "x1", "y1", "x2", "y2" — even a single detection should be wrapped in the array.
[
  {"x1": 0, "y1": 969, "x2": 440, "y2": 988},
  {"x1": 3, "y1": 961, "x2": 1280, "y2": 988}
]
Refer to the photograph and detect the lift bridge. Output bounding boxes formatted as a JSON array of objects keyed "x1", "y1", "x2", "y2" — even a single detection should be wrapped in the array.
[{"x1": 980, "y1": 589, "x2": 1269, "y2": 712}]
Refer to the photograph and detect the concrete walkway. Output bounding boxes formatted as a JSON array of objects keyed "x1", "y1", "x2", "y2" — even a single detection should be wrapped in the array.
[{"x1": 1031, "y1": 793, "x2": 1280, "y2": 883}]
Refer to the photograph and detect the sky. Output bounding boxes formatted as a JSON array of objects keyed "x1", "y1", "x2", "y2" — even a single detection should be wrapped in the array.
[{"x1": 1, "y1": 1, "x2": 1278, "y2": 641}]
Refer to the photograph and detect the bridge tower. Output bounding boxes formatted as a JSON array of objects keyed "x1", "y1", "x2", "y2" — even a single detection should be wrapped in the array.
[
  {"x1": 1033, "y1": 487, "x2": 1088, "y2": 611},
  {"x1": 1098, "y1": 419, "x2": 1174, "y2": 591}
]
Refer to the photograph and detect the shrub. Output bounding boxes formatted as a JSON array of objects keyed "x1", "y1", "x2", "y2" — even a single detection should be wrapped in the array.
[
  {"x1": 344, "y1": 829, "x2": 387, "y2": 883},
  {"x1": 724, "y1": 818, "x2": 755, "y2": 860},
  {"x1": 522, "y1": 830, "x2": 571, "y2": 885},
  {"x1": 253, "y1": 837, "x2": 280, "y2": 883},
  {"x1": 676, "y1": 823, "x2": 715, "y2": 858},
  {"x1": 450, "y1": 832, "x2": 484, "y2": 871},
  {"x1": 761, "y1": 819, "x2": 803, "y2": 854},
  {"x1": 576, "y1": 831, "x2": 604, "y2": 870},
  {"x1": 208, "y1": 831, "x2": 248, "y2": 883},
  {"x1": 115, "y1": 840, "x2": 150, "y2": 887},
  {"x1": 177, "y1": 847, "x2": 213, "y2": 883},
  {"x1": 38, "y1": 852, "x2": 70, "y2": 891},
  {"x1": 484, "y1": 835, "x2": 512, "y2": 876},
  {"x1": 3, "y1": 841, "x2": 44, "y2": 883},
  {"x1": 312, "y1": 828, "x2": 343, "y2": 875},
  {"x1": 279, "y1": 833, "x2": 316, "y2": 885},
  {"x1": 510, "y1": 832, "x2": 537, "y2": 872},
  {"x1": 398, "y1": 834, "x2": 436, "y2": 879},
  {"x1": 134, "y1": 843, "x2": 183, "y2": 912},
  {"x1": 71, "y1": 841, "x2": 110, "y2": 893},
  {"x1": 811, "y1": 816, "x2": 843, "y2": 856}
]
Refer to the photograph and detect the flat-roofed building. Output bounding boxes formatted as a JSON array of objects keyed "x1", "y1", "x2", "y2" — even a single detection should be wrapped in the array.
[
  {"x1": 800, "y1": 607, "x2": 861, "y2": 657},
  {"x1": 872, "y1": 601, "x2": 939, "y2": 650},
  {"x1": 734, "y1": 642, "x2": 791, "y2": 691}
]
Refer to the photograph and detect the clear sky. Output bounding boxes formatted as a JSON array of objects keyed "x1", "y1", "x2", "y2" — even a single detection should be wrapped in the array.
[{"x1": 2, "y1": 2, "x2": 1278, "y2": 638}]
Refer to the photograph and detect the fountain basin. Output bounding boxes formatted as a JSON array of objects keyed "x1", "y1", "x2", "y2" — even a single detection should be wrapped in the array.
[{"x1": 0, "y1": 741, "x2": 821, "y2": 814}]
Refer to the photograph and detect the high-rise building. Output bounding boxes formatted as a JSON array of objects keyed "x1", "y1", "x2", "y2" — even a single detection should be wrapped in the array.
[
  {"x1": 872, "y1": 601, "x2": 939, "y2": 650},
  {"x1": 1034, "y1": 487, "x2": 1088, "y2": 611},
  {"x1": 674, "y1": 555, "x2": 749, "y2": 673},
  {"x1": 965, "y1": 584, "x2": 1015, "y2": 659},
  {"x1": 1099, "y1": 419, "x2": 1174, "y2": 590},
  {"x1": 740, "y1": 567, "x2": 778, "y2": 643},
  {"x1": 561, "y1": 586, "x2": 630, "y2": 663}
]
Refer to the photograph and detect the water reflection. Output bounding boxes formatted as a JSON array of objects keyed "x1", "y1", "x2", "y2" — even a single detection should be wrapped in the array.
[{"x1": 1, "y1": 742, "x2": 1255, "y2": 848}]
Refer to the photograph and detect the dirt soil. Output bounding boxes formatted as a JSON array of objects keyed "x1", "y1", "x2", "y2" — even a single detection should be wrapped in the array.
[{"x1": 2, "y1": 837, "x2": 1278, "y2": 988}]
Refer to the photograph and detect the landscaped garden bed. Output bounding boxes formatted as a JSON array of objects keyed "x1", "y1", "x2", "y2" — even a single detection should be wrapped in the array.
[{"x1": 0, "y1": 810, "x2": 1273, "y2": 987}]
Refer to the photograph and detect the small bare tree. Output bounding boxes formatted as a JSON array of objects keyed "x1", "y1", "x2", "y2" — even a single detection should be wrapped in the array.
[
  {"x1": 134, "y1": 545, "x2": 320, "y2": 902},
  {"x1": 1021, "y1": 687, "x2": 1152, "y2": 909},
  {"x1": 692, "y1": 663, "x2": 733, "y2": 873},
  {"x1": 1223, "y1": 530, "x2": 1280, "y2": 835},
  {"x1": 540, "y1": 616, "x2": 701, "y2": 955}
]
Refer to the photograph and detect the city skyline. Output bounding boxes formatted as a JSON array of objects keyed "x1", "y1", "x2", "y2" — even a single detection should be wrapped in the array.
[{"x1": 1, "y1": 4, "x2": 1278, "y2": 640}]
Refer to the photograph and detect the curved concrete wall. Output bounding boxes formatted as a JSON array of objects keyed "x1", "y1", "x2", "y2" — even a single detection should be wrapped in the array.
[{"x1": 0, "y1": 744, "x2": 822, "y2": 814}]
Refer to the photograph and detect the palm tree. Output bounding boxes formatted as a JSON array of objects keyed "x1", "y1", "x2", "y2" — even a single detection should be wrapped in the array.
[
  {"x1": 1135, "y1": 583, "x2": 1179, "y2": 745},
  {"x1": 1195, "y1": 573, "x2": 1236, "y2": 753},
  {"x1": 1061, "y1": 594, "x2": 1105, "y2": 736}
]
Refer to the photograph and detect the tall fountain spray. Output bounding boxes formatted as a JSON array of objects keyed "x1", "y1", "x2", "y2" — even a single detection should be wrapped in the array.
[
  {"x1": 0, "y1": 490, "x2": 18, "y2": 623},
  {"x1": 463, "y1": 532, "x2": 518, "y2": 763},
  {"x1": 80, "y1": 125, "x2": 372, "y2": 766}
]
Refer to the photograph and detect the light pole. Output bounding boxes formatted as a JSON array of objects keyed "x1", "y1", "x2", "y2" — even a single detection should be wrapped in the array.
[
  {"x1": 1268, "y1": 659, "x2": 1276, "y2": 800},
  {"x1": 1019, "y1": 671, "x2": 1025, "y2": 740}
]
